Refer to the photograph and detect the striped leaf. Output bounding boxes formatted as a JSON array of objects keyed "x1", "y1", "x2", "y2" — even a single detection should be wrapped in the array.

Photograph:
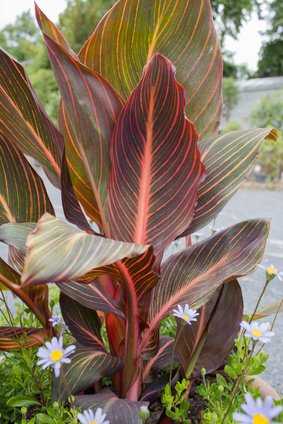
[
  {"x1": 60, "y1": 293, "x2": 104, "y2": 350},
  {"x1": 80, "y1": 0, "x2": 223, "y2": 137},
  {"x1": 181, "y1": 128, "x2": 277, "y2": 236},
  {"x1": 0, "y1": 257, "x2": 49, "y2": 326},
  {"x1": 0, "y1": 223, "x2": 35, "y2": 252},
  {"x1": 141, "y1": 220, "x2": 269, "y2": 351},
  {"x1": 75, "y1": 390, "x2": 148, "y2": 424},
  {"x1": 44, "y1": 35, "x2": 123, "y2": 227},
  {"x1": 0, "y1": 327, "x2": 47, "y2": 351},
  {"x1": 35, "y1": 3, "x2": 71, "y2": 52},
  {"x1": 0, "y1": 135, "x2": 54, "y2": 225},
  {"x1": 55, "y1": 347, "x2": 122, "y2": 400},
  {"x1": 107, "y1": 54, "x2": 205, "y2": 259},
  {"x1": 58, "y1": 281, "x2": 124, "y2": 318},
  {"x1": 0, "y1": 257, "x2": 20, "y2": 291},
  {"x1": 61, "y1": 152, "x2": 92, "y2": 233},
  {"x1": 176, "y1": 280, "x2": 243, "y2": 375},
  {"x1": 0, "y1": 51, "x2": 63, "y2": 185},
  {"x1": 22, "y1": 214, "x2": 148, "y2": 285}
]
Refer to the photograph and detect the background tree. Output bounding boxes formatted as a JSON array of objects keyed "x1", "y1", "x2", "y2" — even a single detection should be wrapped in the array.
[
  {"x1": 0, "y1": 0, "x2": 261, "y2": 117},
  {"x1": 223, "y1": 77, "x2": 239, "y2": 121},
  {"x1": 251, "y1": 93, "x2": 283, "y2": 180},
  {"x1": 257, "y1": 0, "x2": 283, "y2": 77}
]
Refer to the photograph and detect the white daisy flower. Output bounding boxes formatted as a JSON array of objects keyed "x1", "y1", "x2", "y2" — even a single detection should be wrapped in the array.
[
  {"x1": 233, "y1": 393, "x2": 282, "y2": 423},
  {"x1": 78, "y1": 407, "x2": 109, "y2": 424},
  {"x1": 49, "y1": 316, "x2": 63, "y2": 327},
  {"x1": 37, "y1": 336, "x2": 76, "y2": 377},
  {"x1": 240, "y1": 321, "x2": 275, "y2": 343},
  {"x1": 172, "y1": 304, "x2": 199, "y2": 325}
]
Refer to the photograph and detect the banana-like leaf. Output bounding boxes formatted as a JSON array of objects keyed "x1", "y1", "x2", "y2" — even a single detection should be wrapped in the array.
[
  {"x1": 80, "y1": 0, "x2": 223, "y2": 137},
  {"x1": 180, "y1": 128, "x2": 278, "y2": 236},
  {"x1": 0, "y1": 135, "x2": 54, "y2": 225},
  {"x1": 22, "y1": 214, "x2": 148, "y2": 285},
  {"x1": 35, "y1": 3, "x2": 71, "y2": 52},
  {"x1": 60, "y1": 293, "x2": 104, "y2": 350},
  {"x1": 0, "y1": 223, "x2": 35, "y2": 252},
  {"x1": 0, "y1": 327, "x2": 47, "y2": 351},
  {"x1": 75, "y1": 390, "x2": 148, "y2": 424},
  {"x1": 55, "y1": 347, "x2": 122, "y2": 400},
  {"x1": 61, "y1": 152, "x2": 92, "y2": 233},
  {"x1": 58, "y1": 281, "x2": 124, "y2": 318},
  {"x1": 107, "y1": 54, "x2": 205, "y2": 259},
  {"x1": 0, "y1": 257, "x2": 20, "y2": 291},
  {"x1": 176, "y1": 280, "x2": 243, "y2": 375},
  {"x1": 44, "y1": 35, "x2": 123, "y2": 227},
  {"x1": 142, "y1": 220, "x2": 269, "y2": 350},
  {"x1": 0, "y1": 257, "x2": 49, "y2": 325},
  {"x1": 0, "y1": 51, "x2": 63, "y2": 185}
]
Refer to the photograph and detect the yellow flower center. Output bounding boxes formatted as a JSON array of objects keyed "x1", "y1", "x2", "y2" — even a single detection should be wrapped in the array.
[
  {"x1": 89, "y1": 421, "x2": 97, "y2": 424},
  {"x1": 266, "y1": 265, "x2": 278, "y2": 276},
  {"x1": 50, "y1": 349, "x2": 63, "y2": 362},
  {"x1": 252, "y1": 413, "x2": 269, "y2": 424},
  {"x1": 182, "y1": 313, "x2": 191, "y2": 322},
  {"x1": 251, "y1": 328, "x2": 263, "y2": 338}
]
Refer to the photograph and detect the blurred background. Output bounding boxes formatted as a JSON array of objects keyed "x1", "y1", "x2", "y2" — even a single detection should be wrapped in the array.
[{"x1": 1, "y1": 0, "x2": 283, "y2": 390}]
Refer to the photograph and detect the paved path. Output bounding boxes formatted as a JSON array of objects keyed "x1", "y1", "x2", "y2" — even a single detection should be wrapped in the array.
[{"x1": 205, "y1": 190, "x2": 283, "y2": 393}]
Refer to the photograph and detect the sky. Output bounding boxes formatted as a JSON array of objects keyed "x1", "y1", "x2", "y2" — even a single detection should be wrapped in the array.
[{"x1": 0, "y1": 0, "x2": 267, "y2": 71}]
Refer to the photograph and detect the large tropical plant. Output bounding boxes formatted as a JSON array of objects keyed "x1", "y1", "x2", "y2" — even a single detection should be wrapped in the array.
[{"x1": 0, "y1": 1, "x2": 277, "y2": 422}]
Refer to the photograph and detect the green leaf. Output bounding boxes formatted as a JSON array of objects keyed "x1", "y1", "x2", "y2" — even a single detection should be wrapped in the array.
[
  {"x1": 60, "y1": 293, "x2": 104, "y2": 350},
  {"x1": 44, "y1": 35, "x2": 123, "y2": 228},
  {"x1": 107, "y1": 53, "x2": 204, "y2": 259},
  {"x1": 141, "y1": 219, "x2": 269, "y2": 351},
  {"x1": 6, "y1": 395, "x2": 41, "y2": 408},
  {"x1": 176, "y1": 280, "x2": 243, "y2": 375},
  {"x1": 80, "y1": 0, "x2": 223, "y2": 137},
  {"x1": 22, "y1": 214, "x2": 148, "y2": 285},
  {"x1": 181, "y1": 128, "x2": 278, "y2": 236},
  {"x1": 55, "y1": 347, "x2": 122, "y2": 400},
  {"x1": 0, "y1": 50, "x2": 63, "y2": 186},
  {"x1": 75, "y1": 390, "x2": 147, "y2": 424}
]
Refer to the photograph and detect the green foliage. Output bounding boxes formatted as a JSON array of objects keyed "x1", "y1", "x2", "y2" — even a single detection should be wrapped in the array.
[
  {"x1": 222, "y1": 120, "x2": 242, "y2": 133},
  {"x1": 198, "y1": 337, "x2": 269, "y2": 423},
  {"x1": 257, "y1": 39, "x2": 283, "y2": 78},
  {"x1": 251, "y1": 93, "x2": 283, "y2": 180},
  {"x1": 223, "y1": 78, "x2": 239, "y2": 121},
  {"x1": 162, "y1": 379, "x2": 191, "y2": 423},
  {"x1": 0, "y1": 11, "x2": 39, "y2": 62},
  {"x1": 59, "y1": 0, "x2": 115, "y2": 53}
]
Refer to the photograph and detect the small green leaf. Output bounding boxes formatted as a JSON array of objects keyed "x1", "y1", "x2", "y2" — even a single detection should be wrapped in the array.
[{"x1": 6, "y1": 395, "x2": 41, "y2": 408}]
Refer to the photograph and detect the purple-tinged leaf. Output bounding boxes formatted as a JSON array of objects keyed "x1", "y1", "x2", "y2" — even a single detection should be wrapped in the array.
[{"x1": 107, "y1": 54, "x2": 205, "y2": 259}]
